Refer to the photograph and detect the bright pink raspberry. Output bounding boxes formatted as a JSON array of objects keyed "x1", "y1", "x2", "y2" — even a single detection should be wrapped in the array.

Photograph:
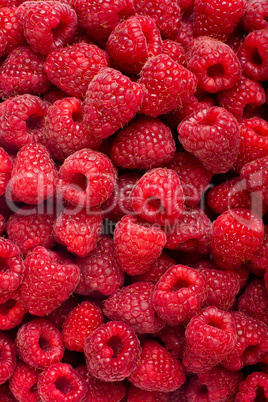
[
  {"x1": 111, "y1": 116, "x2": 176, "y2": 170},
  {"x1": 241, "y1": 156, "x2": 268, "y2": 206},
  {"x1": 128, "y1": 339, "x2": 186, "y2": 392},
  {"x1": 0, "y1": 237, "x2": 25, "y2": 294},
  {"x1": 154, "y1": 324, "x2": 185, "y2": 359},
  {"x1": 113, "y1": 214, "x2": 166, "y2": 275},
  {"x1": 249, "y1": 225, "x2": 268, "y2": 274},
  {"x1": 57, "y1": 148, "x2": 117, "y2": 208},
  {"x1": 0, "y1": 7, "x2": 25, "y2": 55},
  {"x1": 20, "y1": 246, "x2": 79, "y2": 316},
  {"x1": 152, "y1": 264, "x2": 207, "y2": 325},
  {"x1": 106, "y1": 15, "x2": 162, "y2": 75},
  {"x1": 236, "y1": 372, "x2": 268, "y2": 401},
  {"x1": 238, "y1": 278, "x2": 268, "y2": 326},
  {"x1": 138, "y1": 54, "x2": 197, "y2": 117},
  {"x1": 44, "y1": 42, "x2": 109, "y2": 98},
  {"x1": 210, "y1": 208, "x2": 265, "y2": 270},
  {"x1": 9, "y1": 361, "x2": 40, "y2": 402},
  {"x1": 0, "y1": 147, "x2": 13, "y2": 196},
  {"x1": 84, "y1": 320, "x2": 142, "y2": 382},
  {"x1": 183, "y1": 306, "x2": 237, "y2": 374},
  {"x1": 178, "y1": 106, "x2": 240, "y2": 174},
  {"x1": 241, "y1": 0, "x2": 268, "y2": 32},
  {"x1": 127, "y1": 384, "x2": 169, "y2": 402},
  {"x1": 0, "y1": 332, "x2": 16, "y2": 385},
  {"x1": 103, "y1": 282, "x2": 165, "y2": 334},
  {"x1": 0, "y1": 289, "x2": 27, "y2": 330},
  {"x1": 162, "y1": 39, "x2": 186, "y2": 65},
  {"x1": 75, "y1": 235, "x2": 125, "y2": 297}
]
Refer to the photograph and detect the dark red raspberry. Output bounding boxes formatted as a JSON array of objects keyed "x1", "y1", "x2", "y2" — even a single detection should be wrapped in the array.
[
  {"x1": 43, "y1": 87, "x2": 70, "y2": 104},
  {"x1": 57, "y1": 148, "x2": 117, "y2": 208},
  {"x1": 75, "y1": 235, "x2": 125, "y2": 297},
  {"x1": 0, "y1": 238, "x2": 25, "y2": 294},
  {"x1": 152, "y1": 264, "x2": 207, "y2": 325},
  {"x1": 0, "y1": 214, "x2": 4, "y2": 237},
  {"x1": 44, "y1": 42, "x2": 109, "y2": 98},
  {"x1": 103, "y1": 282, "x2": 165, "y2": 334},
  {"x1": 227, "y1": 25, "x2": 247, "y2": 54},
  {"x1": 16, "y1": 1, "x2": 78, "y2": 55},
  {"x1": 183, "y1": 307, "x2": 237, "y2": 374},
  {"x1": 16, "y1": 318, "x2": 65, "y2": 369},
  {"x1": 111, "y1": 116, "x2": 176, "y2": 170},
  {"x1": 238, "y1": 278, "x2": 268, "y2": 326},
  {"x1": 0, "y1": 7, "x2": 25, "y2": 55},
  {"x1": 21, "y1": 246, "x2": 80, "y2": 316},
  {"x1": 83, "y1": 67, "x2": 144, "y2": 139},
  {"x1": 9, "y1": 361, "x2": 40, "y2": 402},
  {"x1": 84, "y1": 320, "x2": 142, "y2": 382},
  {"x1": 236, "y1": 264, "x2": 252, "y2": 290},
  {"x1": 249, "y1": 225, "x2": 268, "y2": 274},
  {"x1": 178, "y1": 106, "x2": 240, "y2": 174},
  {"x1": 0, "y1": 289, "x2": 27, "y2": 330},
  {"x1": 0, "y1": 147, "x2": 13, "y2": 196},
  {"x1": 172, "y1": 19, "x2": 195, "y2": 49},
  {"x1": 241, "y1": 0, "x2": 268, "y2": 32},
  {"x1": 0, "y1": 332, "x2": 16, "y2": 385},
  {"x1": 236, "y1": 372, "x2": 268, "y2": 401},
  {"x1": 178, "y1": 0, "x2": 194, "y2": 13},
  {"x1": 241, "y1": 156, "x2": 268, "y2": 206},
  {"x1": 37, "y1": 363, "x2": 88, "y2": 402},
  {"x1": 0, "y1": 94, "x2": 48, "y2": 150},
  {"x1": 0, "y1": 30, "x2": 6, "y2": 58},
  {"x1": 138, "y1": 54, "x2": 197, "y2": 117},
  {"x1": 127, "y1": 384, "x2": 169, "y2": 402},
  {"x1": 0, "y1": 46, "x2": 51, "y2": 99},
  {"x1": 0, "y1": 381, "x2": 17, "y2": 402},
  {"x1": 162, "y1": 39, "x2": 186, "y2": 65},
  {"x1": 46, "y1": 295, "x2": 79, "y2": 332},
  {"x1": 184, "y1": 377, "x2": 210, "y2": 402},
  {"x1": 113, "y1": 214, "x2": 166, "y2": 275},
  {"x1": 154, "y1": 324, "x2": 185, "y2": 359},
  {"x1": 128, "y1": 339, "x2": 186, "y2": 392}
]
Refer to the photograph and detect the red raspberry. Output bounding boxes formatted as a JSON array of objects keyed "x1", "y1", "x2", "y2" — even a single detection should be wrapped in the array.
[
  {"x1": 183, "y1": 307, "x2": 236, "y2": 374},
  {"x1": 75, "y1": 235, "x2": 125, "y2": 297},
  {"x1": 152, "y1": 264, "x2": 207, "y2": 325},
  {"x1": 236, "y1": 371, "x2": 268, "y2": 401},
  {"x1": 128, "y1": 339, "x2": 186, "y2": 392},
  {"x1": 21, "y1": 246, "x2": 80, "y2": 316},
  {"x1": 43, "y1": 87, "x2": 70, "y2": 104},
  {"x1": 103, "y1": 282, "x2": 165, "y2": 334},
  {"x1": 184, "y1": 377, "x2": 210, "y2": 402},
  {"x1": 0, "y1": 381, "x2": 17, "y2": 402},
  {"x1": 130, "y1": 168, "x2": 185, "y2": 226},
  {"x1": 37, "y1": 363, "x2": 88, "y2": 402},
  {"x1": 107, "y1": 15, "x2": 162, "y2": 75},
  {"x1": 154, "y1": 324, "x2": 185, "y2": 359},
  {"x1": 241, "y1": 0, "x2": 268, "y2": 32},
  {"x1": 62, "y1": 301, "x2": 104, "y2": 352},
  {"x1": 16, "y1": 318, "x2": 65, "y2": 369},
  {"x1": 0, "y1": 289, "x2": 27, "y2": 330},
  {"x1": 0, "y1": 7, "x2": 25, "y2": 55},
  {"x1": 162, "y1": 39, "x2": 186, "y2": 65},
  {"x1": 0, "y1": 46, "x2": 51, "y2": 99},
  {"x1": 0, "y1": 332, "x2": 16, "y2": 385},
  {"x1": 249, "y1": 225, "x2": 268, "y2": 274},
  {"x1": 235, "y1": 264, "x2": 251, "y2": 290},
  {"x1": 0, "y1": 147, "x2": 13, "y2": 196},
  {"x1": 127, "y1": 384, "x2": 169, "y2": 402},
  {"x1": 83, "y1": 67, "x2": 144, "y2": 139},
  {"x1": 193, "y1": 0, "x2": 246, "y2": 41},
  {"x1": 0, "y1": 214, "x2": 4, "y2": 237},
  {"x1": 178, "y1": 0, "x2": 194, "y2": 13},
  {"x1": 0, "y1": 238, "x2": 25, "y2": 294},
  {"x1": 172, "y1": 19, "x2": 195, "y2": 49},
  {"x1": 238, "y1": 278, "x2": 268, "y2": 326},
  {"x1": 44, "y1": 42, "x2": 109, "y2": 98},
  {"x1": 84, "y1": 320, "x2": 142, "y2": 382},
  {"x1": 114, "y1": 214, "x2": 166, "y2": 275},
  {"x1": 138, "y1": 54, "x2": 197, "y2": 117},
  {"x1": 241, "y1": 156, "x2": 268, "y2": 206},
  {"x1": 46, "y1": 295, "x2": 79, "y2": 332},
  {"x1": 16, "y1": 1, "x2": 78, "y2": 55},
  {"x1": 178, "y1": 106, "x2": 240, "y2": 174},
  {"x1": 227, "y1": 26, "x2": 247, "y2": 53},
  {"x1": 9, "y1": 361, "x2": 40, "y2": 402},
  {"x1": 210, "y1": 208, "x2": 265, "y2": 270},
  {"x1": 0, "y1": 94, "x2": 48, "y2": 150},
  {"x1": 57, "y1": 148, "x2": 117, "y2": 208}
]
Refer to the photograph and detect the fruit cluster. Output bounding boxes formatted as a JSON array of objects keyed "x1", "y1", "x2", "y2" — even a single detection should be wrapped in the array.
[{"x1": 0, "y1": 0, "x2": 267, "y2": 400}]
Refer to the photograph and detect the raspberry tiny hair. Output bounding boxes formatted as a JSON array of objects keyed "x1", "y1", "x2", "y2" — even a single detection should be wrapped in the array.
[
  {"x1": 0, "y1": 237, "x2": 25, "y2": 294},
  {"x1": 235, "y1": 371, "x2": 268, "y2": 401},
  {"x1": 0, "y1": 147, "x2": 13, "y2": 196},
  {"x1": 0, "y1": 289, "x2": 27, "y2": 330},
  {"x1": 9, "y1": 360, "x2": 40, "y2": 402},
  {"x1": 0, "y1": 332, "x2": 16, "y2": 385}
]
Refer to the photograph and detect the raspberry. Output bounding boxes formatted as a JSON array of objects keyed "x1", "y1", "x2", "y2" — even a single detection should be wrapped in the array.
[
  {"x1": 0, "y1": 238, "x2": 25, "y2": 294},
  {"x1": 130, "y1": 168, "x2": 185, "y2": 226},
  {"x1": 178, "y1": 106, "x2": 240, "y2": 174},
  {"x1": 127, "y1": 384, "x2": 169, "y2": 402},
  {"x1": 241, "y1": 0, "x2": 268, "y2": 32},
  {"x1": 83, "y1": 67, "x2": 144, "y2": 139},
  {"x1": 103, "y1": 282, "x2": 165, "y2": 334},
  {"x1": 128, "y1": 339, "x2": 186, "y2": 392},
  {"x1": 9, "y1": 361, "x2": 40, "y2": 402},
  {"x1": 37, "y1": 363, "x2": 88, "y2": 402},
  {"x1": 106, "y1": 15, "x2": 162, "y2": 75},
  {"x1": 210, "y1": 208, "x2": 265, "y2": 270},
  {"x1": 16, "y1": 1, "x2": 78, "y2": 55},
  {"x1": 113, "y1": 214, "x2": 166, "y2": 275},
  {"x1": 75, "y1": 235, "x2": 125, "y2": 297},
  {"x1": 152, "y1": 264, "x2": 207, "y2": 325},
  {"x1": 162, "y1": 39, "x2": 186, "y2": 65},
  {"x1": 138, "y1": 54, "x2": 197, "y2": 117},
  {"x1": 46, "y1": 295, "x2": 79, "y2": 332},
  {"x1": 111, "y1": 116, "x2": 176, "y2": 171},
  {"x1": 241, "y1": 156, "x2": 268, "y2": 206},
  {"x1": 0, "y1": 332, "x2": 16, "y2": 385},
  {"x1": 249, "y1": 225, "x2": 268, "y2": 274},
  {"x1": 236, "y1": 372, "x2": 268, "y2": 401},
  {"x1": 183, "y1": 307, "x2": 237, "y2": 374},
  {"x1": 0, "y1": 147, "x2": 13, "y2": 196},
  {"x1": 0, "y1": 46, "x2": 51, "y2": 99},
  {"x1": 0, "y1": 94, "x2": 48, "y2": 150},
  {"x1": 227, "y1": 26, "x2": 247, "y2": 54},
  {"x1": 178, "y1": 0, "x2": 194, "y2": 13},
  {"x1": 20, "y1": 246, "x2": 80, "y2": 316},
  {"x1": 172, "y1": 19, "x2": 195, "y2": 49},
  {"x1": 238, "y1": 278, "x2": 268, "y2": 326},
  {"x1": 0, "y1": 7, "x2": 25, "y2": 55},
  {"x1": 44, "y1": 42, "x2": 109, "y2": 98},
  {"x1": 57, "y1": 148, "x2": 117, "y2": 208},
  {"x1": 0, "y1": 289, "x2": 27, "y2": 330},
  {"x1": 84, "y1": 320, "x2": 142, "y2": 382},
  {"x1": 16, "y1": 318, "x2": 65, "y2": 369},
  {"x1": 0, "y1": 214, "x2": 4, "y2": 237},
  {"x1": 154, "y1": 324, "x2": 185, "y2": 359}
]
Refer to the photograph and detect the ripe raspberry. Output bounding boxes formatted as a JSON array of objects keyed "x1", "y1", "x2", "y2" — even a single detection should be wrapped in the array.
[
  {"x1": 0, "y1": 46, "x2": 51, "y2": 99},
  {"x1": 75, "y1": 235, "x2": 125, "y2": 296},
  {"x1": 44, "y1": 42, "x2": 109, "y2": 98},
  {"x1": 236, "y1": 372, "x2": 268, "y2": 401},
  {"x1": 37, "y1": 363, "x2": 88, "y2": 402},
  {"x1": 238, "y1": 278, "x2": 268, "y2": 326},
  {"x1": 0, "y1": 94, "x2": 48, "y2": 150},
  {"x1": 0, "y1": 381, "x2": 16, "y2": 402},
  {"x1": 83, "y1": 67, "x2": 144, "y2": 139},
  {"x1": 57, "y1": 148, "x2": 117, "y2": 208},
  {"x1": 20, "y1": 246, "x2": 80, "y2": 316},
  {"x1": 0, "y1": 7, "x2": 25, "y2": 55},
  {"x1": 113, "y1": 214, "x2": 166, "y2": 275},
  {"x1": 128, "y1": 339, "x2": 186, "y2": 392},
  {"x1": 127, "y1": 384, "x2": 169, "y2": 402},
  {"x1": 0, "y1": 289, "x2": 27, "y2": 330},
  {"x1": 0, "y1": 238, "x2": 25, "y2": 294},
  {"x1": 178, "y1": 0, "x2": 194, "y2": 13},
  {"x1": 0, "y1": 147, "x2": 13, "y2": 196},
  {"x1": 130, "y1": 168, "x2": 185, "y2": 226},
  {"x1": 111, "y1": 117, "x2": 176, "y2": 171},
  {"x1": 46, "y1": 295, "x2": 79, "y2": 332},
  {"x1": 84, "y1": 320, "x2": 142, "y2": 382},
  {"x1": 0, "y1": 332, "x2": 16, "y2": 385},
  {"x1": 241, "y1": 156, "x2": 268, "y2": 206},
  {"x1": 172, "y1": 19, "x2": 195, "y2": 49},
  {"x1": 154, "y1": 324, "x2": 185, "y2": 359},
  {"x1": 162, "y1": 39, "x2": 186, "y2": 65},
  {"x1": 103, "y1": 282, "x2": 165, "y2": 334},
  {"x1": 9, "y1": 361, "x2": 40, "y2": 402},
  {"x1": 249, "y1": 225, "x2": 268, "y2": 274},
  {"x1": 178, "y1": 106, "x2": 240, "y2": 174},
  {"x1": 227, "y1": 26, "x2": 247, "y2": 53},
  {"x1": 183, "y1": 307, "x2": 236, "y2": 374},
  {"x1": 210, "y1": 209, "x2": 265, "y2": 270},
  {"x1": 16, "y1": 1, "x2": 78, "y2": 55},
  {"x1": 242, "y1": 0, "x2": 268, "y2": 32},
  {"x1": 138, "y1": 54, "x2": 197, "y2": 117}
]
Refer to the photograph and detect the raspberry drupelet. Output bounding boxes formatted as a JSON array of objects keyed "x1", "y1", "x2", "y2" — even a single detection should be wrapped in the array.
[
  {"x1": 162, "y1": 39, "x2": 186, "y2": 65},
  {"x1": 241, "y1": 0, "x2": 268, "y2": 32},
  {"x1": 0, "y1": 7, "x2": 25, "y2": 55}
]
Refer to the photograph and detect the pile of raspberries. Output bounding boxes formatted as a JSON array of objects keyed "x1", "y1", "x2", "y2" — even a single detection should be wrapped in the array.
[{"x1": 0, "y1": 0, "x2": 268, "y2": 400}]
